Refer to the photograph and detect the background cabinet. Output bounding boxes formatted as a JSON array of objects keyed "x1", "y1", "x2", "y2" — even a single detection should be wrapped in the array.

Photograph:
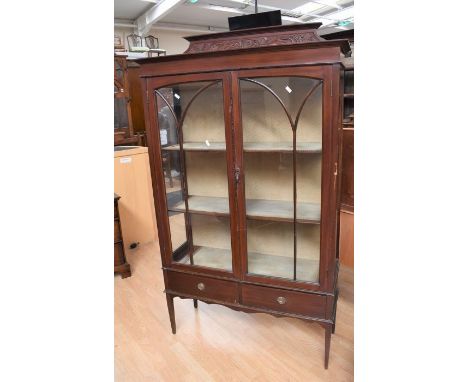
[
  {"x1": 114, "y1": 146, "x2": 157, "y2": 250},
  {"x1": 138, "y1": 24, "x2": 349, "y2": 369}
]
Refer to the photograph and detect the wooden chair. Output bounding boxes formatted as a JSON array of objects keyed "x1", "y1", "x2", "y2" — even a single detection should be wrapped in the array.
[
  {"x1": 127, "y1": 34, "x2": 150, "y2": 56},
  {"x1": 144, "y1": 35, "x2": 167, "y2": 57}
]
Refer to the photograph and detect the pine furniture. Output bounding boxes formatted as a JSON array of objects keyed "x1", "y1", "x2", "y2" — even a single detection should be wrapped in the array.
[{"x1": 137, "y1": 23, "x2": 349, "y2": 369}]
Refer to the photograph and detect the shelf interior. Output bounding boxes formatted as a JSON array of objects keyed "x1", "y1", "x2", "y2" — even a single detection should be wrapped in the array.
[
  {"x1": 162, "y1": 141, "x2": 322, "y2": 153},
  {"x1": 178, "y1": 246, "x2": 232, "y2": 271},
  {"x1": 248, "y1": 251, "x2": 319, "y2": 282},
  {"x1": 169, "y1": 195, "x2": 320, "y2": 223},
  {"x1": 176, "y1": 246, "x2": 319, "y2": 282}
]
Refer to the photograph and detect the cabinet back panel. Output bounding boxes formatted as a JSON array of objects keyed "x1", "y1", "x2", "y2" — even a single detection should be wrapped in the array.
[
  {"x1": 244, "y1": 152, "x2": 321, "y2": 203},
  {"x1": 247, "y1": 220, "x2": 320, "y2": 260},
  {"x1": 186, "y1": 152, "x2": 229, "y2": 198}
]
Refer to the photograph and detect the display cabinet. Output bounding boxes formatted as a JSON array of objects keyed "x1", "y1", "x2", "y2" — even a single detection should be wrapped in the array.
[{"x1": 137, "y1": 23, "x2": 349, "y2": 369}]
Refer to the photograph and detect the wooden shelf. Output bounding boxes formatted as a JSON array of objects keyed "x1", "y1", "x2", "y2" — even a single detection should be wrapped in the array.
[
  {"x1": 178, "y1": 246, "x2": 319, "y2": 282},
  {"x1": 248, "y1": 252, "x2": 319, "y2": 282},
  {"x1": 163, "y1": 142, "x2": 226, "y2": 152},
  {"x1": 162, "y1": 142, "x2": 322, "y2": 153},
  {"x1": 244, "y1": 142, "x2": 321, "y2": 153},
  {"x1": 179, "y1": 246, "x2": 232, "y2": 271},
  {"x1": 168, "y1": 195, "x2": 321, "y2": 224}
]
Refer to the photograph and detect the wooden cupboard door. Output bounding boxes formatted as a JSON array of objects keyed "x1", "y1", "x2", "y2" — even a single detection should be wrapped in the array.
[
  {"x1": 147, "y1": 73, "x2": 239, "y2": 277},
  {"x1": 232, "y1": 66, "x2": 338, "y2": 291}
]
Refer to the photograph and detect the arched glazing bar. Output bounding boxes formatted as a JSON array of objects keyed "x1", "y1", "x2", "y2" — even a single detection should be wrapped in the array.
[
  {"x1": 240, "y1": 77, "x2": 322, "y2": 281},
  {"x1": 154, "y1": 80, "x2": 222, "y2": 265}
]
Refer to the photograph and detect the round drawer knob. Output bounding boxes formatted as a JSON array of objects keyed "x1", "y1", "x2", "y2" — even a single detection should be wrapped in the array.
[
  {"x1": 197, "y1": 282, "x2": 205, "y2": 291},
  {"x1": 277, "y1": 296, "x2": 287, "y2": 305}
]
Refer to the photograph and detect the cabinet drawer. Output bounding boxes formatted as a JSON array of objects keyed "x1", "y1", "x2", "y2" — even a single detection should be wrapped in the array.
[
  {"x1": 241, "y1": 284, "x2": 327, "y2": 318},
  {"x1": 166, "y1": 271, "x2": 238, "y2": 303},
  {"x1": 114, "y1": 221, "x2": 122, "y2": 242}
]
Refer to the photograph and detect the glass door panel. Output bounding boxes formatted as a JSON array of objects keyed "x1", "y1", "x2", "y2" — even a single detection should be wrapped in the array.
[
  {"x1": 239, "y1": 76, "x2": 323, "y2": 283},
  {"x1": 154, "y1": 81, "x2": 233, "y2": 272}
]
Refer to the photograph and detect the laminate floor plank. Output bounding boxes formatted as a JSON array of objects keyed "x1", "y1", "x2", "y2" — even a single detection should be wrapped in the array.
[{"x1": 115, "y1": 241, "x2": 354, "y2": 381}]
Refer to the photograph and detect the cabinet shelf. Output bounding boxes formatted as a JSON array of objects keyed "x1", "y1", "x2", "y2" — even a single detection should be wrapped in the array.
[
  {"x1": 178, "y1": 245, "x2": 319, "y2": 281},
  {"x1": 168, "y1": 195, "x2": 320, "y2": 224},
  {"x1": 248, "y1": 252, "x2": 319, "y2": 281},
  {"x1": 162, "y1": 142, "x2": 322, "y2": 153},
  {"x1": 179, "y1": 246, "x2": 232, "y2": 271}
]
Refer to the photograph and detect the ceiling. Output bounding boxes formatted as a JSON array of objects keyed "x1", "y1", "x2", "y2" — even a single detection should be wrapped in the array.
[{"x1": 114, "y1": 0, "x2": 354, "y2": 34}]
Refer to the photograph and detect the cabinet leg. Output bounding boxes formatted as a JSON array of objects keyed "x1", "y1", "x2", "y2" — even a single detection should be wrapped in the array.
[
  {"x1": 193, "y1": 299, "x2": 198, "y2": 309},
  {"x1": 332, "y1": 322, "x2": 336, "y2": 334},
  {"x1": 166, "y1": 294, "x2": 176, "y2": 334},
  {"x1": 324, "y1": 325, "x2": 332, "y2": 369}
]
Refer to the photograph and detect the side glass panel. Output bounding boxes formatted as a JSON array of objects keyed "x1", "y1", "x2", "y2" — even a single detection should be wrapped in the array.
[
  {"x1": 240, "y1": 76, "x2": 322, "y2": 283},
  {"x1": 155, "y1": 81, "x2": 233, "y2": 272}
]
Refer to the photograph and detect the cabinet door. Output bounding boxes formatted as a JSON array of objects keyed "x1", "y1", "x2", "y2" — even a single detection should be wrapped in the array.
[
  {"x1": 233, "y1": 66, "x2": 338, "y2": 290},
  {"x1": 147, "y1": 73, "x2": 238, "y2": 276}
]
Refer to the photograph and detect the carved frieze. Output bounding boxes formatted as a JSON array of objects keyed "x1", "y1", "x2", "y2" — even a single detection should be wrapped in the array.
[{"x1": 185, "y1": 31, "x2": 323, "y2": 54}]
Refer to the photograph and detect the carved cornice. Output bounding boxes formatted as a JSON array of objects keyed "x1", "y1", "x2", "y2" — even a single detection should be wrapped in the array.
[
  {"x1": 183, "y1": 23, "x2": 344, "y2": 54},
  {"x1": 185, "y1": 30, "x2": 323, "y2": 54}
]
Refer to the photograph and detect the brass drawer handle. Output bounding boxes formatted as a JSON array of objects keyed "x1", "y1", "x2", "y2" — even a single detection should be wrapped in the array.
[
  {"x1": 197, "y1": 282, "x2": 205, "y2": 291},
  {"x1": 277, "y1": 296, "x2": 287, "y2": 305}
]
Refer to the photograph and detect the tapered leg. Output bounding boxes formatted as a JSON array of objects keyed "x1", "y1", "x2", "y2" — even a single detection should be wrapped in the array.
[
  {"x1": 193, "y1": 299, "x2": 198, "y2": 309},
  {"x1": 324, "y1": 326, "x2": 332, "y2": 369},
  {"x1": 332, "y1": 322, "x2": 336, "y2": 334},
  {"x1": 166, "y1": 294, "x2": 176, "y2": 334}
]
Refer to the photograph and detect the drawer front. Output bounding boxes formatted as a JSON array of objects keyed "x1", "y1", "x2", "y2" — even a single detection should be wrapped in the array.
[
  {"x1": 241, "y1": 284, "x2": 327, "y2": 318},
  {"x1": 114, "y1": 221, "x2": 122, "y2": 242},
  {"x1": 166, "y1": 271, "x2": 238, "y2": 304}
]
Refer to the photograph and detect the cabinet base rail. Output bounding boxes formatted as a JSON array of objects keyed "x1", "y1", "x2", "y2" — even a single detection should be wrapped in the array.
[{"x1": 164, "y1": 289, "x2": 336, "y2": 369}]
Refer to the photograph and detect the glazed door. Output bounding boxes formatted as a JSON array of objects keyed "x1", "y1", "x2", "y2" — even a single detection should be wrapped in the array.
[
  {"x1": 233, "y1": 66, "x2": 338, "y2": 290},
  {"x1": 147, "y1": 72, "x2": 239, "y2": 277}
]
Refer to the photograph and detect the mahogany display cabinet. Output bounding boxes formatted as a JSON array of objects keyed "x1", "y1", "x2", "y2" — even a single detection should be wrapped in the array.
[{"x1": 137, "y1": 23, "x2": 350, "y2": 369}]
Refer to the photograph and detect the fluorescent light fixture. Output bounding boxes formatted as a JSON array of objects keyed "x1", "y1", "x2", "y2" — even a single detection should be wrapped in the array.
[
  {"x1": 292, "y1": 2, "x2": 326, "y2": 14},
  {"x1": 315, "y1": 0, "x2": 342, "y2": 9},
  {"x1": 282, "y1": 16, "x2": 306, "y2": 23},
  {"x1": 204, "y1": 5, "x2": 245, "y2": 14},
  {"x1": 326, "y1": 6, "x2": 353, "y2": 21}
]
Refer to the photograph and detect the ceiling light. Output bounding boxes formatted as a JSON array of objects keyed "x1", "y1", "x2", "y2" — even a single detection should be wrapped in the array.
[
  {"x1": 314, "y1": 0, "x2": 342, "y2": 9},
  {"x1": 205, "y1": 5, "x2": 244, "y2": 14},
  {"x1": 292, "y1": 2, "x2": 326, "y2": 15},
  {"x1": 188, "y1": 0, "x2": 199, "y2": 3},
  {"x1": 325, "y1": 6, "x2": 353, "y2": 21}
]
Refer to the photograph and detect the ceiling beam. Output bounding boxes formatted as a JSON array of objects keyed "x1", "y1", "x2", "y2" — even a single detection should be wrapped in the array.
[{"x1": 135, "y1": 0, "x2": 185, "y2": 35}]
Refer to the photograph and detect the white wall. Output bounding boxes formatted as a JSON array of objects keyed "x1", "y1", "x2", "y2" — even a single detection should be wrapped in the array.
[{"x1": 115, "y1": 26, "x2": 198, "y2": 56}]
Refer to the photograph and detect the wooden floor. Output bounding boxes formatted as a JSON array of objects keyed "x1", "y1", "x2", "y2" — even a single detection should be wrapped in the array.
[{"x1": 115, "y1": 241, "x2": 354, "y2": 381}]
